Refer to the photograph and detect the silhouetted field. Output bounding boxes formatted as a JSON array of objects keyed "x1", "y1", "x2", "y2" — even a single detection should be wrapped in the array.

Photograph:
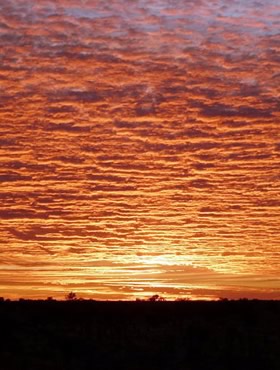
[{"x1": 0, "y1": 299, "x2": 280, "y2": 370}]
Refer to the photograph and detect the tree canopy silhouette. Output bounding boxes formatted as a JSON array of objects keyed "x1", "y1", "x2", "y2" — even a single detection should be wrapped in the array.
[{"x1": 66, "y1": 292, "x2": 77, "y2": 301}]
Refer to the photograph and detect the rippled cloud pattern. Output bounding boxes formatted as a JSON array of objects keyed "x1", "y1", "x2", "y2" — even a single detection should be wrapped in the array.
[{"x1": 0, "y1": 0, "x2": 279, "y2": 299}]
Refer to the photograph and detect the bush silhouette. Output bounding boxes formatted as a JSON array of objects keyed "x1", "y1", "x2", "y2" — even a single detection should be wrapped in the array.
[{"x1": 66, "y1": 292, "x2": 77, "y2": 300}]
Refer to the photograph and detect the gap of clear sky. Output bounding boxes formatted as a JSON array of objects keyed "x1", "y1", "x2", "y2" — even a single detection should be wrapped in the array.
[{"x1": 0, "y1": 0, "x2": 279, "y2": 300}]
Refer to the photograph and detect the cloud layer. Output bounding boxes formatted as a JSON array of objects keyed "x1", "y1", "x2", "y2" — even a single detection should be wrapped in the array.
[{"x1": 0, "y1": 0, "x2": 279, "y2": 299}]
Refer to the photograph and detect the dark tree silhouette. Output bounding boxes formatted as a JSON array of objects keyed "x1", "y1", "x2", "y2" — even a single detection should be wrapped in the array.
[
  {"x1": 66, "y1": 292, "x2": 77, "y2": 300},
  {"x1": 148, "y1": 294, "x2": 166, "y2": 302}
]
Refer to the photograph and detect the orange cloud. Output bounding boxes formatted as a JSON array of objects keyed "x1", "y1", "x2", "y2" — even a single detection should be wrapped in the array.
[{"x1": 0, "y1": 0, "x2": 279, "y2": 300}]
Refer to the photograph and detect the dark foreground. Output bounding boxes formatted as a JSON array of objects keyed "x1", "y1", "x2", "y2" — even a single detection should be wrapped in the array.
[{"x1": 0, "y1": 299, "x2": 280, "y2": 370}]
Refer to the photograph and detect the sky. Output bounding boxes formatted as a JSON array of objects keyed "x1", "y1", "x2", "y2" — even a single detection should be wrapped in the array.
[{"x1": 0, "y1": 0, "x2": 279, "y2": 300}]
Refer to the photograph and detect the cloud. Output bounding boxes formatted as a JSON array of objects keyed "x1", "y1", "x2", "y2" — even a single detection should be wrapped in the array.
[{"x1": 0, "y1": 0, "x2": 279, "y2": 299}]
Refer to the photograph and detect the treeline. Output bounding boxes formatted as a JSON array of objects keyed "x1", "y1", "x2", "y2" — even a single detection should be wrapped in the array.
[{"x1": 0, "y1": 300, "x2": 279, "y2": 370}]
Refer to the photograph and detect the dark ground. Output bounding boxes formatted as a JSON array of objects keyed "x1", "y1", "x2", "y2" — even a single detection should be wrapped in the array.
[{"x1": 0, "y1": 299, "x2": 279, "y2": 370}]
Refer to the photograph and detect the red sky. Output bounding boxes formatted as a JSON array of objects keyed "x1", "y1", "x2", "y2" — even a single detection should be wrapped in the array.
[{"x1": 0, "y1": 0, "x2": 279, "y2": 300}]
